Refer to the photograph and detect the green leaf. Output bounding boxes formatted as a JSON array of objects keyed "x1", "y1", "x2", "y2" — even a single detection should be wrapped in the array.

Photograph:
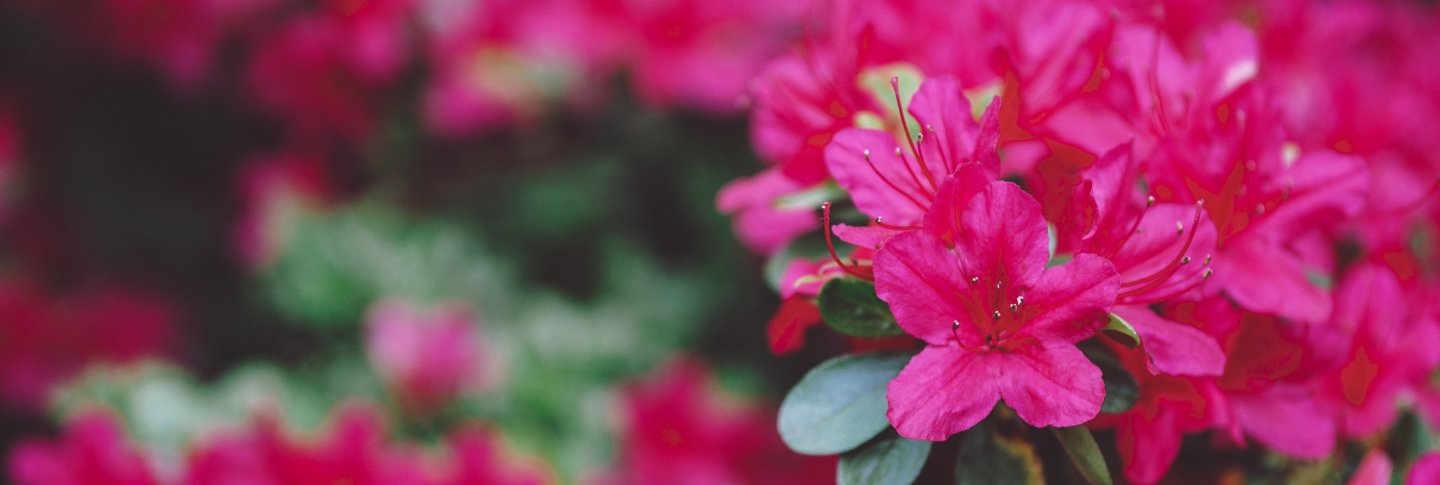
[
  {"x1": 839, "y1": 432, "x2": 931, "y2": 485},
  {"x1": 819, "y1": 279, "x2": 904, "y2": 337},
  {"x1": 1052, "y1": 426, "x2": 1114, "y2": 485},
  {"x1": 1102, "y1": 313, "x2": 1141, "y2": 348},
  {"x1": 778, "y1": 351, "x2": 911, "y2": 455},
  {"x1": 1079, "y1": 343, "x2": 1139, "y2": 414},
  {"x1": 954, "y1": 424, "x2": 1044, "y2": 485}
]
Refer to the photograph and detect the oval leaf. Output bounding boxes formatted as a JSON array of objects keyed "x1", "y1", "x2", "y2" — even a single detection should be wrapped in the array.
[
  {"x1": 839, "y1": 432, "x2": 931, "y2": 485},
  {"x1": 778, "y1": 351, "x2": 911, "y2": 455},
  {"x1": 819, "y1": 279, "x2": 904, "y2": 337},
  {"x1": 954, "y1": 425, "x2": 1044, "y2": 485},
  {"x1": 1052, "y1": 426, "x2": 1114, "y2": 485}
]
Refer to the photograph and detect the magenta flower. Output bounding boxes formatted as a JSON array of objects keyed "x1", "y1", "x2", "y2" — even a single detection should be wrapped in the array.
[
  {"x1": 1093, "y1": 343, "x2": 1226, "y2": 485},
  {"x1": 714, "y1": 168, "x2": 819, "y2": 255},
  {"x1": 874, "y1": 180, "x2": 1119, "y2": 440},
  {"x1": 8, "y1": 411, "x2": 157, "y2": 485},
  {"x1": 825, "y1": 76, "x2": 1000, "y2": 246},
  {"x1": 365, "y1": 298, "x2": 492, "y2": 412},
  {"x1": 1055, "y1": 144, "x2": 1225, "y2": 377}
]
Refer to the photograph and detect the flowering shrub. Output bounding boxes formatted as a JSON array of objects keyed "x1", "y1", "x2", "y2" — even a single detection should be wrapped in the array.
[
  {"x1": 721, "y1": 0, "x2": 1440, "y2": 482},
  {"x1": 0, "y1": 0, "x2": 1437, "y2": 483}
]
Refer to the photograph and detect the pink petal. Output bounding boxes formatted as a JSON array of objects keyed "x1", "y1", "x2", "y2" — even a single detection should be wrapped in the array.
[
  {"x1": 1116, "y1": 409, "x2": 1184, "y2": 485},
  {"x1": 1251, "y1": 151, "x2": 1367, "y2": 239},
  {"x1": 1115, "y1": 306, "x2": 1225, "y2": 377},
  {"x1": 921, "y1": 164, "x2": 989, "y2": 244},
  {"x1": 953, "y1": 182, "x2": 1050, "y2": 290},
  {"x1": 1019, "y1": 254, "x2": 1119, "y2": 344},
  {"x1": 1407, "y1": 453, "x2": 1440, "y2": 485},
  {"x1": 825, "y1": 128, "x2": 931, "y2": 225},
  {"x1": 998, "y1": 343, "x2": 1105, "y2": 428},
  {"x1": 1230, "y1": 383, "x2": 1337, "y2": 459},
  {"x1": 1111, "y1": 203, "x2": 1219, "y2": 303},
  {"x1": 886, "y1": 345, "x2": 1002, "y2": 441},
  {"x1": 1345, "y1": 450, "x2": 1392, "y2": 485},
  {"x1": 874, "y1": 231, "x2": 983, "y2": 347},
  {"x1": 831, "y1": 223, "x2": 902, "y2": 250},
  {"x1": 906, "y1": 77, "x2": 995, "y2": 177},
  {"x1": 716, "y1": 168, "x2": 819, "y2": 255},
  {"x1": 1214, "y1": 234, "x2": 1331, "y2": 323}
]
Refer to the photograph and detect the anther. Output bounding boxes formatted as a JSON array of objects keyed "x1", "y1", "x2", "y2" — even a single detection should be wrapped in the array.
[
  {"x1": 1203, "y1": 269, "x2": 1213, "y2": 278},
  {"x1": 1146, "y1": 196, "x2": 1156, "y2": 207},
  {"x1": 1009, "y1": 304, "x2": 1019, "y2": 313},
  {"x1": 1016, "y1": 296, "x2": 1024, "y2": 305},
  {"x1": 992, "y1": 310, "x2": 1002, "y2": 320},
  {"x1": 1176, "y1": 221, "x2": 1184, "y2": 235},
  {"x1": 894, "y1": 147, "x2": 902, "y2": 156},
  {"x1": 1180, "y1": 256, "x2": 1191, "y2": 265},
  {"x1": 1203, "y1": 255, "x2": 1212, "y2": 265},
  {"x1": 995, "y1": 281, "x2": 1003, "y2": 289},
  {"x1": 862, "y1": 149, "x2": 871, "y2": 160},
  {"x1": 970, "y1": 276, "x2": 979, "y2": 284}
]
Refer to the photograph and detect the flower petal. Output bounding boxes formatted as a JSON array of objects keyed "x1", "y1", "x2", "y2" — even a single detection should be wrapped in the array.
[
  {"x1": 998, "y1": 343, "x2": 1105, "y2": 428},
  {"x1": 1116, "y1": 306, "x2": 1225, "y2": 377},
  {"x1": 954, "y1": 182, "x2": 1050, "y2": 290},
  {"x1": 1019, "y1": 254, "x2": 1119, "y2": 344},
  {"x1": 826, "y1": 128, "x2": 931, "y2": 225},
  {"x1": 886, "y1": 346, "x2": 1002, "y2": 441},
  {"x1": 874, "y1": 231, "x2": 982, "y2": 347}
]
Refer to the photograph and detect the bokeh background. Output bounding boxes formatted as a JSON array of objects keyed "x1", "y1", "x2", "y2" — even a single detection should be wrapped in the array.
[{"x1": 0, "y1": 0, "x2": 845, "y2": 482}]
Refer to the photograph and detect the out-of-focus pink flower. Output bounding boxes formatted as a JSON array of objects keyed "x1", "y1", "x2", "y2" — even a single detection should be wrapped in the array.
[
  {"x1": 1215, "y1": 312, "x2": 1336, "y2": 459},
  {"x1": 8, "y1": 410, "x2": 158, "y2": 485},
  {"x1": 715, "y1": 167, "x2": 818, "y2": 255},
  {"x1": 1318, "y1": 264, "x2": 1440, "y2": 438},
  {"x1": 0, "y1": 282, "x2": 177, "y2": 409},
  {"x1": 1346, "y1": 449, "x2": 1393, "y2": 485},
  {"x1": 186, "y1": 404, "x2": 550, "y2": 484},
  {"x1": 600, "y1": 358, "x2": 833, "y2": 485},
  {"x1": 1410, "y1": 452, "x2": 1440, "y2": 485},
  {"x1": 365, "y1": 298, "x2": 491, "y2": 412},
  {"x1": 1092, "y1": 342, "x2": 1226, "y2": 485},
  {"x1": 0, "y1": 112, "x2": 20, "y2": 227},
  {"x1": 233, "y1": 151, "x2": 330, "y2": 269},
  {"x1": 244, "y1": 0, "x2": 413, "y2": 142},
  {"x1": 875, "y1": 180, "x2": 1118, "y2": 439}
]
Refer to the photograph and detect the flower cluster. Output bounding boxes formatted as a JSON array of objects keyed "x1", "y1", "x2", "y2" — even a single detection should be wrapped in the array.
[{"x1": 727, "y1": 0, "x2": 1440, "y2": 482}]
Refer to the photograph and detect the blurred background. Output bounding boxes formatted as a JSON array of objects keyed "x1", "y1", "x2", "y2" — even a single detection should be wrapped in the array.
[{"x1": 0, "y1": 0, "x2": 844, "y2": 482}]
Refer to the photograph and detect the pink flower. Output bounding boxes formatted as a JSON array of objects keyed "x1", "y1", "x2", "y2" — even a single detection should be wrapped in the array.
[
  {"x1": 714, "y1": 168, "x2": 819, "y2": 255},
  {"x1": 1319, "y1": 264, "x2": 1440, "y2": 438},
  {"x1": 1093, "y1": 343, "x2": 1226, "y2": 485},
  {"x1": 874, "y1": 179, "x2": 1119, "y2": 439},
  {"x1": 8, "y1": 410, "x2": 157, "y2": 485},
  {"x1": 1054, "y1": 143, "x2": 1225, "y2": 377},
  {"x1": 747, "y1": 52, "x2": 866, "y2": 185},
  {"x1": 824, "y1": 77, "x2": 1000, "y2": 245},
  {"x1": 1215, "y1": 312, "x2": 1337, "y2": 459},
  {"x1": 1346, "y1": 450, "x2": 1393, "y2": 485},
  {"x1": 1410, "y1": 453, "x2": 1440, "y2": 485},
  {"x1": 365, "y1": 298, "x2": 491, "y2": 412},
  {"x1": 244, "y1": 0, "x2": 413, "y2": 142},
  {"x1": 603, "y1": 358, "x2": 833, "y2": 484}
]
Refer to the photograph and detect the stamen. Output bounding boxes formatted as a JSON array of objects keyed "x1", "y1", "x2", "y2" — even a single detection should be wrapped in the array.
[
  {"x1": 821, "y1": 202, "x2": 869, "y2": 279},
  {"x1": 1120, "y1": 202, "x2": 1206, "y2": 290},
  {"x1": 890, "y1": 77, "x2": 939, "y2": 191},
  {"x1": 861, "y1": 148, "x2": 930, "y2": 212},
  {"x1": 1127, "y1": 268, "x2": 1213, "y2": 302},
  {"x1": 992, "y1": 310, "x2": 1002, "y2": 320},
  {"x1": 970, "y1": 276, "x2": 979, "y2": 284},
  {"x1": 873, "y1": 217, "x2": 918, "y2": 231},
  {"x1": 1108, "y1": 195, "x2": 1157, "y2": 258}
]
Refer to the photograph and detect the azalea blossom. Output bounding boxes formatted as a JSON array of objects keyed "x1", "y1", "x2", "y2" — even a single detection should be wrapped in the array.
[
  {"x1": 364, "y1": 298, "x2": 493, "y2": 412},
  {"x1": 875, "y1": 176, "x2": 1118, "y2": 439}
]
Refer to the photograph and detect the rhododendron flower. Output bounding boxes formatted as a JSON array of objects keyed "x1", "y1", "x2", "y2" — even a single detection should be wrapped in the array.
[
  {"x1": 748, "y1": 52, "x2": 867, "y2": 185},
  {"x1": 244, "y1": 0, "x2": 413, "y2": 142},
  {"x1": 600, "y1": 359, "x2": 832, "y2": 484},
  {"x1": 8, "y1": 411, "x2": 157, "y2": 485},
  {"x1": 825, "y1": 76, "x2": 1000, "y2": 247},
  {"x1": 1318, "y1": 264, "x2": 1440, "y2": 438},
  {"x1": 365, "y1": 298, "x2": 491, "y2": 412},
  {"x1": 1055, "y1": 143, "x2": 1225, "y2": 377},
  {"x1": 1346, "y1": 450, "x2": 1393, "y2": 485},
  {"x1": 714, "y1": 168, "x2": 819, "y2": 255},
  {"x1": 1092, "y1": 343, "x2": 1226, "y2": 484},
  {"x1": 1410, "y1": 452, "x2": 1440, "y2": 485},
  {"x1": 1215, "y1": 311, "x2": 1337, "y2": 459},
  {"x1": 874, "y1": 179, "x2": 1119, "y2": 440}
]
